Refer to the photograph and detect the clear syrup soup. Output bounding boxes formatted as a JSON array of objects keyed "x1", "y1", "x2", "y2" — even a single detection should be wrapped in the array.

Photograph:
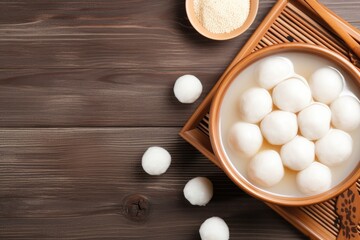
[{"x1": 220, "y1": 51, "x2": 360, "y2": 197}]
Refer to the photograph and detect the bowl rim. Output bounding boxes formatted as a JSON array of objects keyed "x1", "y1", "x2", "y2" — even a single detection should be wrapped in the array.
[
  {"x1": 209, "y1": 43, "x2": 360, "y2": 206},
  {"x1": 185, "y1": 0, "x2": 259, "y2": 40}
]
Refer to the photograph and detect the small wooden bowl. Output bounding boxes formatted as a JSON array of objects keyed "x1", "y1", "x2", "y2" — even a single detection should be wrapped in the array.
[
  {"x1": 185, "y1": 0, "x2": 259, "y2": 40},
  {"x1": 209, "y1": 43, "x2": 360, "y2": 206}
]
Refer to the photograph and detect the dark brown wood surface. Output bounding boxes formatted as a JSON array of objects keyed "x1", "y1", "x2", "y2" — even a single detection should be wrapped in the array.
[{"x1": 0, "y1": 1, "x2": 358, "y2": 239}]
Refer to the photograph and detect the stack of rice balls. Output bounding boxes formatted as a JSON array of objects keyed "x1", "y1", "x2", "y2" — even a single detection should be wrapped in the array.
[{"x1": 229, "y1": 56, "x2": 360, "y2": 195}]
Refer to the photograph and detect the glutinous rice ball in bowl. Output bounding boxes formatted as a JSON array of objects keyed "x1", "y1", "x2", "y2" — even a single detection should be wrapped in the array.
[
  {"x1": 315, "y1": 129, "x2": 353, "y2": 167},
  {"x1": 298, "y1": 102, "x2": 332, "y2": 141},
  {"x1": 330, "y1": 95, "x2": 360, "y2": 132},
  {"x1": 296, "y1": 162, "x2": 332, "y2": 195},
  {"x1": 228, "y1": 122, "x2": 263, "y2": 157},
  {"x1": 272, "y1": 76, "x2": 312, "y2": 113},
  {"x1": 247, "y1": 150, "x2": 284, "y2": 187},
  {"x1": 260, "y1": 110, "x2": 298, "y2": 145},
  {"x1": 238, "y1": 87, "x2": 272, "y2": 123},
  {"x1": 280, "y1": 135, "x2": 315, "y2": 171},
  {"x1": 309, "y1": 67, "x2": 344, "y2": 104},
  {"x1": 257, "y1": 56, "x2": 294, "y2": 90},
  {"x1": 209, "y1": 43, "x2": 360, "y2": 206}
]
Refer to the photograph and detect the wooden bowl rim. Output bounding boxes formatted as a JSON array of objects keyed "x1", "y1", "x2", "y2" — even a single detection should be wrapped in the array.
[
  {"x1": 185, "y1": 0, "x2": 259, "y2": 40},
  {"x1": 209, "y1": 43, "x2": 360, "y2": 206}
]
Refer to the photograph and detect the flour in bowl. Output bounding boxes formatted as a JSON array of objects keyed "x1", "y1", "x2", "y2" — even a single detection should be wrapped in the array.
[{"x1": 193, "y1": 0, "x2": 250, "y2": 34}]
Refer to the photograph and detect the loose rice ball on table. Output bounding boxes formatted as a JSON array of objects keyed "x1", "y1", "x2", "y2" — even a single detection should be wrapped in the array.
[
  {"x1": 199, "y1": 216, "x2": 230, "y2": 240},
  {"x1": 141, "y1": 146, "x2": 171, "y2": 175},
  {"x1": 173, "y1": 74, "x2": 203, "y2": 103},
  {"x1": 183, "y1": 177, "x2": 213, "y2": 206}
]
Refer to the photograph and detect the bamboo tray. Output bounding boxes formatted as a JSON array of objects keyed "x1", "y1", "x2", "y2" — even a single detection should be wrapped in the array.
[{"x1": 180, "y1": 0, "x2": 360, "y2": 239}]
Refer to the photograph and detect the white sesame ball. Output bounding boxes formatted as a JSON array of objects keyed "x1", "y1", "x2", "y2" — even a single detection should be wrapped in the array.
[
  {"x1": 280, "y1": 136, "x2": 315, "y2": 171},
  {"x1": 315, "y1": 129, "x2": 353, "y2": 167},
  {"x1": 238, "y1": 87, "x2": 273, "y2": 123},
  {"x1": 309, "y1": 67, "x2": 343, "y2": 104},
  {"x1": 272, "y1": 76, "x2": 312, "y2": 113},
  {"x1": 330, "y1": 96, "x2": 360, "y2": 132},
  {"x1": 260, "y1": 111, "x2": 298, "y2": 145},
  {"x1": 228, "y1": 122, "x2": 263, "y2": 157},
  {"x1": 298, "y1": 103, "x2": 332, "y2": 140},
  {"x1": 141, "y1": 146, "x2": 171, "y2": 175},
  {"x1": 258, "y1": 57, "x2": 294, "y2": 90},
  {"x1": 296, "y1": 162, "x2": 332, "y2": 195},
  {"x1": 183, "y1": 177, "x2": 213, "y2": 206},
  {"x1": 247, "y1": 150, "x2": 284, "y2": 187},
  {"x1": 199, "y1": 217, "x2": 230, "y2": 240},
  {"x1": 174, "y1": 74, "x2": 203, "y2": 103}
]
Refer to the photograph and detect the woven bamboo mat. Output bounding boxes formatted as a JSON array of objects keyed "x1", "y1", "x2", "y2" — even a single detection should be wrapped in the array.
[{"x1": 180, "y1": 0, "x2": 360, "y2": 239}]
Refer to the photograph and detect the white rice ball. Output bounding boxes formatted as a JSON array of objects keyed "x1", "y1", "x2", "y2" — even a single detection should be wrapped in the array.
[
  {"x1": 260, "y1": 111, "x2": 298, "y2": 145},
  {"x1": 183, "y1": 177, "x2": 213, "y2": 206},
  {"x1": 272, "y1": 76, "x2": 312, "y2": 113},
  {"x1": 280, "y1": 136, "x2": 315, "y2": 171},
  {"x1": 228, "y1": 122, "x2": 263, "y2": 157},
  {"x1": 199, "y1": 217, "x2": 229, "y2": 240},
  {"x1": 298, "y1": 103, "x2": 332, "y2": 140},
  {"x1": 296, "y1": 162, "x2": 332, "y2": 195},
  {"x1": 309, "y1": 67, "x2": 343, "y2": 104},
  {"x1": 330, "y1": 96, "x2": 360, "y2": 132},
  {"x1": 247, "y1": 150, "x2": 284, "y2": 187},
  {"x1": 258, "y1": 57, "x2": 294, "y2": 90},
  {"x1": 238, "y1": 87, "x2": 273, "y2": 123},
  {"x1": 173, "y1": 74, "x2": 203, "y2": 103},
  {"x1": 141, "y1": 146, "x2": 171, "y2": 175},
  {"x1": 315, "y1": 129, "x2": 353, "y2": 167}
]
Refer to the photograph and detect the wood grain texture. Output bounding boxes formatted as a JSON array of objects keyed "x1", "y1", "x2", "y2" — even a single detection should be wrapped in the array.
[
  {"x1": 0, "y1": 68, "x2": 221, "y2": 127},
  {"x1": 0, "y1": 0, "x2": 358, "y2": 239},
  {"x1": 0, "y1": 0, "x2": 358, "y2": 127},
  {"x1": 0, "y1": 0, "x2": 357, "y2": 69},
  {"x1": 0, "y1": 128, "x2": 306, "y2": 239},
  {"x1": 0, "y1": 0, "x2": 272, "y2": 69}
]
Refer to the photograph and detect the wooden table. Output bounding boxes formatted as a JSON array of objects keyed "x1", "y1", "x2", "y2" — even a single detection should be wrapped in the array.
[{"x1": 0, "y1": 1, "x2": 358, "y2": 239}]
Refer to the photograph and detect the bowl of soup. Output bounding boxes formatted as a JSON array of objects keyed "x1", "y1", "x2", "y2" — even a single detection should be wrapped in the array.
[{"x1": 209, "y1": 43, "x2": 360, "y2": 206}]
